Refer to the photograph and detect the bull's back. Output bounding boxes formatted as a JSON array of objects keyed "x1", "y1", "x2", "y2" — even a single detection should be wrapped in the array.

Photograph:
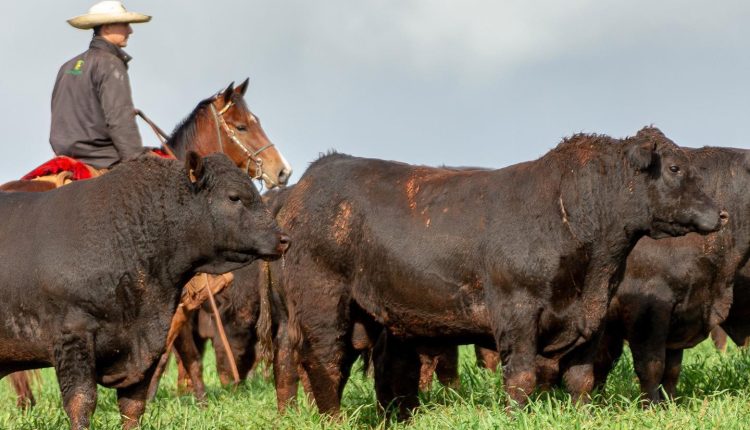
[{"x1": 280, "y1": 155, "x2": 574, "y2": 336}]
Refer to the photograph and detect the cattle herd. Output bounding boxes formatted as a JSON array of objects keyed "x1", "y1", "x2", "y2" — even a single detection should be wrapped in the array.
[{"x1": 5, "y1": 124, "x2": 750, "y2": 429}]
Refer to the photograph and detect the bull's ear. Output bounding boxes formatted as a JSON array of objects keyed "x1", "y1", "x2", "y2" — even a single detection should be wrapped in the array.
[
  {"x1": 236, "y1": 78, "x2": 249, "y2": 96},
  {"x1": 222, "y1": 82, "x2": 235, "y2": 104},
  {"x1": 185, "y1": 151, "x2": 205, "y2": 186},
  {"x1": 626, "y1": 141, "x2": 656, "y2": 171}
]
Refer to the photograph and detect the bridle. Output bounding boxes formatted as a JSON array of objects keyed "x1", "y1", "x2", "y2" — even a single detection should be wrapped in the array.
[{"x1": 209, "y1": 98, "x2": 277, "y2": 187}]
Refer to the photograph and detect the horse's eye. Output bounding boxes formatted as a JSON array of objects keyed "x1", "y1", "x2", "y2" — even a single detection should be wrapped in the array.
[
  {"x1": 236, "y1": 124, "x2": 248, "y2": 132},
  {"x1": 229, "y1": 194, "x2": 241, "y2": 202},
  {"x1": 669, "y1": 165, "x2": 680, "y2": 173}
]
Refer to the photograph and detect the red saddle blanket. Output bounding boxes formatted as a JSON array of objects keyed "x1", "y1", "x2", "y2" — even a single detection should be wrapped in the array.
[
  {"x1": 22, "y1": 156, "x2": 94, "y2": 181},
  {"x1": 21, "y1": 149, "x2": 174, "y2": 182}
]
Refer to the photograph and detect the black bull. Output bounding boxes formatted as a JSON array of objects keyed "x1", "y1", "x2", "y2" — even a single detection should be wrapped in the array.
[
  {"x1": 0, "y1": 153, "x2": 288, "y2": 430},
  {"x1": 262, "y1": 127, "x2": 722, "y2": 417}
]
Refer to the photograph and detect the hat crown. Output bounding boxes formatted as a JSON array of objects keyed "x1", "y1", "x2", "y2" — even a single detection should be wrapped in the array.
[{"x1": 88, "y1": 1, "x2": 128, "y2": 15}]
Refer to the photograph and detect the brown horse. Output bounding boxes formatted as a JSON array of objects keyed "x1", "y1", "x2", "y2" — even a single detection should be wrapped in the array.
[
  {"x1": 2, "y1": 78, "x2": 293, "y2": 409},
  {"x1": 167, "y1": 78, "x2": 292, "y2": 189}
]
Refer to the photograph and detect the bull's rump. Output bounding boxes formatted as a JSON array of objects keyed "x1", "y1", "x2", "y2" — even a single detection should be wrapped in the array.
[{"x1": 282, "y1": 154, "x2": 586, "y2": 338}]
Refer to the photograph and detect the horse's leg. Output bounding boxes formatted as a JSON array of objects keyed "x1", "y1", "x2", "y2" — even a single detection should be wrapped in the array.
[
  {"x1": 417, "y1": 352, "x2": 437, "y2": 392},
  {"x1": 711, "y1": 327, "x2": 728, "y2": 352},
  {"x1": 475, "y1": 345, "x2": 500, "y2": 372},
  {"x1": 9, "y1": 371, "x2": 35, "y2": 409},
  {"x1": 172, "y1": 315, "x2": 206, "y2": 403},
  {"x1": 147, "y1": 304, "x2": 190, "y2": 400}
]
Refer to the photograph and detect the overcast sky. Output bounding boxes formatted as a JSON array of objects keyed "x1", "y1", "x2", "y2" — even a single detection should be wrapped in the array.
[{"x1": 0, "y1": 1, "x2": 748, "y2": 183}]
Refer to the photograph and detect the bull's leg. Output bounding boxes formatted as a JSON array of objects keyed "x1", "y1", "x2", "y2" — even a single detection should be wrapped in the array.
[
  {"x1": 289, "y1": 269, "x2": 355, "y2": 416},
  {"x1": 54, "y1": 332, "x2": 97, "y2": 430},
  {"x1": 299, "y1": 342, "x2": 354, "y2": 415},
  {"x1": 495, "y1": 301, "x2": 539, "y2": 408},
  {"x1": 117, "y1": 364, "x2": 158, "y2": 430},
  {"x1": 560, "y1": 340, "x2": 598, "y2": 404},
  {"x1": 373, "y1": 332, "x2": 421, "y2": 420},
  {"x1": 592, "y1": 329, "x2": 624, "y2": 392},
  {"x1": 627, "y1": 308, "x2": 670, "y2": 404},
  {"x1": 274, "y1": 321, "x2": 300, "y2": 412},
  {"x1": 535, "y1": 355, "x2": 560, "y2": 391},
  {"x1": 630, "y1": 341, "x2": 666, "y2": 404},
  {"x1": 434, "y1": 345, "x2": 460, "y2": 390},
  {"x1": 661, "y1": 348, "x2": 684, "y2": 400}
]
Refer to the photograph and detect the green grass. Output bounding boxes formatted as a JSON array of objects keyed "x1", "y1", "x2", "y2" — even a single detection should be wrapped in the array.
[{"x1": 2, "y1": 341, "x2": 750, "y2": 429}]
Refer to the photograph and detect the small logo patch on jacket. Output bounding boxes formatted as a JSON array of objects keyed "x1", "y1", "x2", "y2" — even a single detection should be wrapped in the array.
[{"x1": 65, "y1": 60, "x2": 85, "y2": 75}]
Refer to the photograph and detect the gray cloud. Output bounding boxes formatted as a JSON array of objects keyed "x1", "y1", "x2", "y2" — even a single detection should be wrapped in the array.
[{"x1": 0, "y1": 0, "x2": 748, "y2": 183}]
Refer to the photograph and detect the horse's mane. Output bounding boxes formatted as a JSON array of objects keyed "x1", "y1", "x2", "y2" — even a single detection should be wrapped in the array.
[{"x1": 167, "y1": 96, "x2": 215, "y2": 155}]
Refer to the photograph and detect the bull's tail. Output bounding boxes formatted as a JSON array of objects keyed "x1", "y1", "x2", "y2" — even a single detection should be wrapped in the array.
[
  {"x1": 257, "y1": 260, "x2": 304, "y2": 367},
  {"x1": 257, "y1": 261, "x2": 275, "y2": 367}
]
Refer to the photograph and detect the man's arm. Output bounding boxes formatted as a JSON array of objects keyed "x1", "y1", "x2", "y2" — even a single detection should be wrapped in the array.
[{"x1": 97, "y1": 60, "x2": 146, "y2": 162}]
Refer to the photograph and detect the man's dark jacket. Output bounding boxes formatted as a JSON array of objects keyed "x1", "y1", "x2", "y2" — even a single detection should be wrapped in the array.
[{"x1": 50, "y1": 37, "x2": 145, "y2": 169}]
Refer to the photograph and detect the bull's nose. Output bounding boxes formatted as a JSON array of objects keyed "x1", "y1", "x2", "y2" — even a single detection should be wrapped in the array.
[
  {"x1": 277, "y1": 233, "x2": 291, "y2": 254},
  {"x1": 278, "y1": 168, "x2": 292, "y2": 186},
  {"x1": 720, "y1": 210, "x2": 729, "y2": 226}
]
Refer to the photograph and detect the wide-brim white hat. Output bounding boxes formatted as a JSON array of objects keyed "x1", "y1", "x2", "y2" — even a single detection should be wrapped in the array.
[{"x1": 68, "y1": 1, "x2": 151, "y2": 30}]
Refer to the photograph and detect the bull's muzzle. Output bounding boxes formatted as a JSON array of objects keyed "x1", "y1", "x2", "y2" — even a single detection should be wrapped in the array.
[{"x1": 277, "y1": 233, "x2": 291, "y2": 254}]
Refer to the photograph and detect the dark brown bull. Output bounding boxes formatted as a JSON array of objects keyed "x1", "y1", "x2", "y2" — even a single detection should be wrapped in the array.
[
  {"x1": 261, "y1": 127, "x2": 721, "y2": 418},
  {"x1": 0, "y1": 154, "x2": 289, "y2": 430},
  {"x1": 459, "y1": 148, "x2": 747, "y2": 404},
  {"x1": 531, "y1": 148, "x2": 745, "y2": 404}
]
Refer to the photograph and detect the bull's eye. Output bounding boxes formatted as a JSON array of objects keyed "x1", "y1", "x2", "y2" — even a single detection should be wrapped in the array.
[
  {"x1": 669, "y1": 165, "x2": 680, "y2": 173},
  {"x1": 236, "y1": 124, "x2": 248, "y2": 132},
  {"x1": 229, "y1": 194, "x2": 241, "y2": 202}
]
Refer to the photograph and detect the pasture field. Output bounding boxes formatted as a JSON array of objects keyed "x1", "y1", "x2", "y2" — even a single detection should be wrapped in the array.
[{"x1": 2, "y1": 341, "x2": 750, "y2": 429}]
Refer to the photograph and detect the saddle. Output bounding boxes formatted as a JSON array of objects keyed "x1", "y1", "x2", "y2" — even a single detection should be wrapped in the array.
[
  {"x1": 21, "y1": 150, "x2": 175, "y2": 187},
  {"x1": 21, "y1": 156, "x2": 104, "y2": 187}
]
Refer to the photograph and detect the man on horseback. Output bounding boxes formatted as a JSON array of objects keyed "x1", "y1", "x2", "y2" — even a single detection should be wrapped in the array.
[{"x1": 50, "y1": 1, "x2": 151, "y2": 170}]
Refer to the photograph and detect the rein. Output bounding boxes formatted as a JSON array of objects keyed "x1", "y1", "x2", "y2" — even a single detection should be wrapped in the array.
[
  {"x1": 209, "y1": 101, "x2": 276, "y2": 187},
  {"x1": 135, "y1": 109, "x2": 177, "y2": 159}
]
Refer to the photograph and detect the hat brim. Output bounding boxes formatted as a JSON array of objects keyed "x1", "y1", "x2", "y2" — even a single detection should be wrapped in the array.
[{"x1": 67, "y1": 12, "x2": 151, "y2": 30}]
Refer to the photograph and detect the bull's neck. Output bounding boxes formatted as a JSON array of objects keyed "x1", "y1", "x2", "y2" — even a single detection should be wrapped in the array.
[
  {"x1": 693, "y1": 150, "x2": 750, "y2": 267},
  {"x1": 107, "y1": 178, "x2": 216, "y2": 292},
  {"x1": 556, "y1": 155, "x2": 649, "y2": 259}
]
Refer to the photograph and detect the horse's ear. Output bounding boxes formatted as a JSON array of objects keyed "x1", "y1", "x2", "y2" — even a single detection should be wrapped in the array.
[
  {"x1": 185, "y1": 151, "x2": 205, "y2": 186},
  {"x1": 222, "y1": 82, "x2": 235, "y2": 104},
  {"x1": 236, "y1": 78, "x2": 250, "y2": 96}
]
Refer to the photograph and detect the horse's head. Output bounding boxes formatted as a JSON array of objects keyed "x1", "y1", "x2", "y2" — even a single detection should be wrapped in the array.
[{"x1": 208, "y1": 79, "x2": 292, "y2": 188}]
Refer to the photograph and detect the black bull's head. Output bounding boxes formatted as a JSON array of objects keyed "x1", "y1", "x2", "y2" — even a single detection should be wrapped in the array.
[
  {"x1": 625, "y1": 128, "x2": 724, "y2": 238},
  {"x1": 185, "y1": 151, "x2": 290, "y2": 274}
]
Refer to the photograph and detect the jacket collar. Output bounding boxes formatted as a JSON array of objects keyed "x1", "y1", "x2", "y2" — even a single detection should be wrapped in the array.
[{"x1": 89, "y1": 36, "x2": 132, "y2": 65}]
